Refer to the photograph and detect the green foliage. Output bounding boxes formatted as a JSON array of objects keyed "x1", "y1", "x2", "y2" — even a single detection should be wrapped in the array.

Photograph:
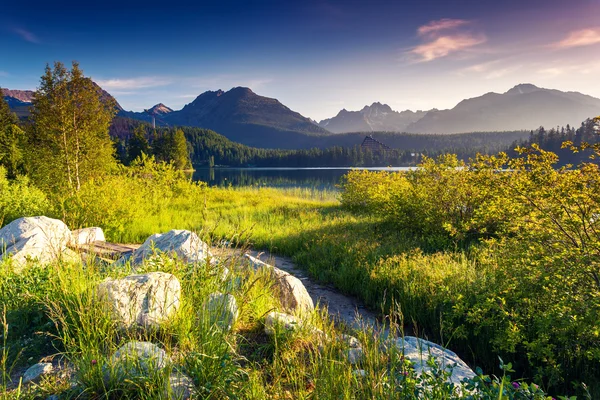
[
  {"x1": 0, "y1": 167, "x2": 51, "y2": 226},
  {"x1": 0, "y1": 125, "x2": 27, "y2": 179},
  {"x1": 60, "y1": 154, "x2": 205, "y2": 240},
  {"x1": 29, "y1": 61, "x2": 117, "y2": 195},
  {"x1": 126, "y1": 124, "x2": 151, "y2": 164}
]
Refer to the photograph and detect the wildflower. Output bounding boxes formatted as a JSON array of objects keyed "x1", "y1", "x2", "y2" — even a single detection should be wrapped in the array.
[
  {"x1": 512, "y1": 381, "x2": 520, "y2": 389},
  {"x1": 91, "y1": 359, "x2": 97, "y2": 365}
]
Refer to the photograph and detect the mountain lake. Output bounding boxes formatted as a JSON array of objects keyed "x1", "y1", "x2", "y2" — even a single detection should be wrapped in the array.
[{"x1": 192, "y1": 167, "x2": 413, "y2": 191}]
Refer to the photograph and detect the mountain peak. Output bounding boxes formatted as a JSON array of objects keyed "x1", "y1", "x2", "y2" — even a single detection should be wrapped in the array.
[
  {"x1": 148, "y1": 103, "x2": 173, "y2": 115},
  {"x1": 505, "y1": 83, "x2": 541, "y2": 95}
]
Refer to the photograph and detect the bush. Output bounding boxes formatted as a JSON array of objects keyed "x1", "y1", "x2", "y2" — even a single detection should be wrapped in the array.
[{"x1": 0, "y1": 167, "x2": 51, "y2": 227}]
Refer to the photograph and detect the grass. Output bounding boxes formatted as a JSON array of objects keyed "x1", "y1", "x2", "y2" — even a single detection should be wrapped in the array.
[{"x1": 0, "y1": 247, "x2": 543, "y2": 399}]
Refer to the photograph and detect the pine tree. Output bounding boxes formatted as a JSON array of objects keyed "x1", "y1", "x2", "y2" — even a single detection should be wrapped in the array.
[
  {"x1": 171, "y1": 129, "x2": 191, "y2": 170},
  {"x1": 127, "y1": 124, "x2": 151, "y2": 164},
  {"x1": 0, "y1": 89, "x2": 17, "y2": 129},
  {"x1": 30, "y1": 62, "x2": 117, "y2": 194},
  {"x1": 0, "y1": 124, "x2": 26, "y2": 178}
]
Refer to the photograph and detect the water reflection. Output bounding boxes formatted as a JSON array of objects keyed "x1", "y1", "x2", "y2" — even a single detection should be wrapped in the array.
[{"x1": 192, "y1": 167, "x2": 411, "y2": 190}]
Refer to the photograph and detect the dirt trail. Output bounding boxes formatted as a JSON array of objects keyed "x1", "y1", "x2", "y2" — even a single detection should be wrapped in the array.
[{"x1": 220, "y1": 247, "x2": 381, "y2": 330}]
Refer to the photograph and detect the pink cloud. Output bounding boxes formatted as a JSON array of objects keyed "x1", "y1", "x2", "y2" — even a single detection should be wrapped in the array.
[
  {"x1": 13, "y1": 28, "x2": 39, "y2": 44},
  {"x1": 554, "y1": 28, "x2": 600, "y2": 48},
  {"x1": 412, "y1": 34, "x2": 486, "y2": 62},
  {"x1": 417, "y1": 19, "x2": 470, "y2": 37},
  {"x1": 408, "y1": 19, "x2": 486, "y2": 62}
]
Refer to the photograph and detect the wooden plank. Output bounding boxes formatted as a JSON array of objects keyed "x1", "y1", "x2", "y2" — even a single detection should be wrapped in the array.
[{"x1": 70, "y1": 241, "x2": 136, "y2": 259}]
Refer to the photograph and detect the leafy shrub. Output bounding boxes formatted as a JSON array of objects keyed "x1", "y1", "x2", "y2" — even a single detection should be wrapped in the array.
[{"x1": 0, "y1": 167, "x2": 51, "y2": 227}]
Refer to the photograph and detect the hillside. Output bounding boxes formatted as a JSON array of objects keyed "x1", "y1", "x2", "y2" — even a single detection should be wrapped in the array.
[
  {"x1": 407, "y1": 84, "x2": 600, "y2": 134},
  {"x1": 319, "y1": 103, "x2": 428, "y2": 133}
]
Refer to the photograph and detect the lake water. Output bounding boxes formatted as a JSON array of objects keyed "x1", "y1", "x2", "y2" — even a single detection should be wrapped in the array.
[{"x1": 192, "y1": 167, "x2": 413, "y2": 190}]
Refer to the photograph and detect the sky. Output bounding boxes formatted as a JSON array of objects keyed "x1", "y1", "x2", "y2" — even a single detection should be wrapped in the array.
[{"x1": 2, "y1": 0, "x2": 600, "y2": 121}]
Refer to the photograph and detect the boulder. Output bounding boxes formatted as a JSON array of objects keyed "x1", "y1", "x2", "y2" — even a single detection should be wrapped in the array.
[
  {"x1": 109, "y1": 341, "x2": 169, "y2": 379},
  {"x1": 70, "y1": 227, "x2": 105, "y2": 245},
  {"x1": 346, "y1": 348, "x2": 364, "y2": 365},
  {"x1": 0, "y1": 216, "x2": 73, "y2": 270},
  {"x1": 352, "y1": 369, "x2": 367, "y2": 378},
  {"x1": 97, "y1": 272, "x2": 181, "y2": 330},
  {"x1": 339, "y1": 334, "x2": 362, "y2": 348},
  {"x1": 166, "y1": 371, "x2": 196, "y2": 399},
  {"x1": 204, "y1": 292, "x2": 238, "y2": 331},
  {"x1": 396, "y1": 336, "x2": 475, "y2": 384},
  {"x1": 244, "y1": 254, "x2": 314, "y2": 313},
  {"x1": 119, "y1": 230, "x2": 212, "y2": 267},
  {"x1": 22, "y1": 362, "x2": 53, "y2": 383},
  {"x1": 264, "y1": 312, "x2": 300, "y2": 335}
]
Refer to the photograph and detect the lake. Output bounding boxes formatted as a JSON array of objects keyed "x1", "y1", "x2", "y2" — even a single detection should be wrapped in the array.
[{"x1": 192, "y1": 167, "x2": 413, "y2": 190}]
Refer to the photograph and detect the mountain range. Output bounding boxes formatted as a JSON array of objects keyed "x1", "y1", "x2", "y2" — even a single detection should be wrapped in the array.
[
  {"x1": 318, "y1": 103, "x2": 429, "y2": 133},
  {"x1": 3, "y1": 83, "x2": 600, "y2": 148}
]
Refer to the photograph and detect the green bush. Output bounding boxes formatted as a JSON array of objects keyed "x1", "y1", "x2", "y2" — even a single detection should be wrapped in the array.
[{"x1": 0, "y1": 167, "x2": 51, "y2": 227}]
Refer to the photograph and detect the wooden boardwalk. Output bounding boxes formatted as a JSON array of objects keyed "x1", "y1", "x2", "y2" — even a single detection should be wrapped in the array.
[{"x1": 71, "y1": 241, "x2": 137, "y2": 260}]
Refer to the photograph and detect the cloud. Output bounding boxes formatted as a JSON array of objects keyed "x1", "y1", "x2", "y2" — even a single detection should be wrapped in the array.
[
  {"x1": 13, "y1": 28, "x2": 39, "y2": 44},
  {"x1": 417, "y1": 19, "x2": 470, "y2": 37},
  {"x1": 408, "y1": 19, "x2": 486, "y2": 62},
  {"x1": 95, "y1": 76, "x2": 172, "y2": 90},
  {"x1": 554, "y1": 28, "x2": 600, "y2": 48},
  {"x1": 412, "y1": 34, "x2": 486, "y2": 62},
  {"x1": 0, "y1": 71, "x2": 8, "y2": 77}
]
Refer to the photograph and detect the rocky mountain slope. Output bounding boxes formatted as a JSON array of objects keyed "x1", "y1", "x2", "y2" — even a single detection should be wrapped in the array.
[{"x1": 319, "y1": 102, "x2": 428, "y2": 133}]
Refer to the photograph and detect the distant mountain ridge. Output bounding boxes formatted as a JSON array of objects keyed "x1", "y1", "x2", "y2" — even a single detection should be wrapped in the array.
[
  {"x1": 319, "y1": 102, "x2": 429, "y2": 133},
  {"x1": 405, "y1": 84, "x2": 600, "y2": 134},
  {"x1": 4, "y1": 83, "x2": 600, "y2": 147}
]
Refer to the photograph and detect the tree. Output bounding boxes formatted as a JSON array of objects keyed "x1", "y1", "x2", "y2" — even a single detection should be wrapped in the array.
[
  {"x1": 171, "y1": 129, "x2": 191, "y2": 170},
  {"x1": 30, "y1": 61, "x2": 117, "y2": 194},
  {"x1": 0, "y1": 89, "x2": 17, "y2": 129},
  {"x1": 0, "y1": 91, "x2": 25, "y2": 178},
  {"x1": 127, "y1": 124, "x2": 151, "y2": 164},
  {"x1": 0, "y1": 124, "x2": 26, "y2": 178}
]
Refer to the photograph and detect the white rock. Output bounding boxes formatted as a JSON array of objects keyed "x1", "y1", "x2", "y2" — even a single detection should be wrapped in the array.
[
  {"x1": 204, "y1": 292, "x2": 238, "y2": 331},
  {"x1": 109, "y1": 341, "x2": 169, "y2": 378},
  {"x1": 244, "y1": 254, "x2": 314, "y2": 313},
  {"x1": 70, "y1": 227, "x2": 105, "y2": 245},
  {"x1": 352, "y1": 369, "x2": 367, "y2": 378},
  {"x1": 119, "y1": 230, "x2": 212, "y2": 267},
  {"x1": 0, "y1": 216, "x2": 73, "y2": 270},
  {"x1": 166, "y1": 371, "x2": 196, "y2": 399},
  {"x1": 339, "y1": 334, "x2": 362, "y2": 348},
  {"x1": 264, "y1": 312, "x2": 300, "y2": 335},
  {"x1": 346, "y1": 348, "x2": 364, "y2": 365},
  {"x1": 396, "y1": 336, "x2": 475, "y2": 384},
  {"x1": 22, "y1": 362, "x2": 53, "y2": 383},
  {"x1": 97, "y1": 272, "x2": 181, "y2": 330}
]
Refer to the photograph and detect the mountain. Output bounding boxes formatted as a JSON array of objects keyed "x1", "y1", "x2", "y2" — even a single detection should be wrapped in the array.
[
  {"x1": 2, "y1": 88, "x2": 35, "y2": 117},
  {"x1": 319, "y1": 102, "x2": 429, "y2": 133},
  {"x1": 147, "y1": 103, "x2": 173, "y2": 116},
  {"x1": 161, "y1": 87, "x2": 329, "y2": 148},
  {"x1": 406, "y1": 84, "x2": 600, "y2": 134}
]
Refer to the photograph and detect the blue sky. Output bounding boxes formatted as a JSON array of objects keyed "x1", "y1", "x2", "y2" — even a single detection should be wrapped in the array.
[{"x1": 2, "y1": 0, "x2": 600, "y2": 120}]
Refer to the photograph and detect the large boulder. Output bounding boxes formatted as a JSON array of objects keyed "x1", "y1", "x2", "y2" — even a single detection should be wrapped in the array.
[
  {"x1": 109, "y1": 341, "x2": 169, "y2": 379},
  {"x1": 245, "y1": 254, "x2": 314, "y2": 313},
  {"x1": 396, "y1": 336, "x2": 475, "y2": 384},
  {"x1": 97, "y1": 272, "x2": 181, "y2": 330},
  {"x1": 166, "y1": 371, "x2": 196, "y2": 399},
  {"x1": 70, "y1": 227, "x2": 105, "y2": 245},
  {"x1": 118, "y1": 230, "x2": 212, "y2": 267},
  {"x1": 0, "y1": 216, "x2": 74, "y2": 270},
  {"x1": 22, "y1": 362, "x2": 53, "y2": 384},
  {"x1": 204, "y1": 292, "x2": 238, "y2": 331}
]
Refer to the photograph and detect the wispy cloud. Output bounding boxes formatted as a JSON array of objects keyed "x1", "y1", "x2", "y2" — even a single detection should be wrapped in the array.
[
  {"x1": 417, "y1": 19, "x2": 470, "y2": 36},
  {"x1": 408, "y1": 19, "x2": 486, "y2": 62},
  {"x1": 13, "y1": 28, "x2": 39, "y2": 44},
  {"x1": 95, "y1": 76, "x2": 172, "y2": 90},
  {"x1": 461, "y1": 60, "x2": 521, "y2": 79},
  {"x1": 553, "y1": 28, "x2": 600, "y2": 48},
  {"x1": 0, "y1": 71, "x2": 9, "y2": 77}
]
